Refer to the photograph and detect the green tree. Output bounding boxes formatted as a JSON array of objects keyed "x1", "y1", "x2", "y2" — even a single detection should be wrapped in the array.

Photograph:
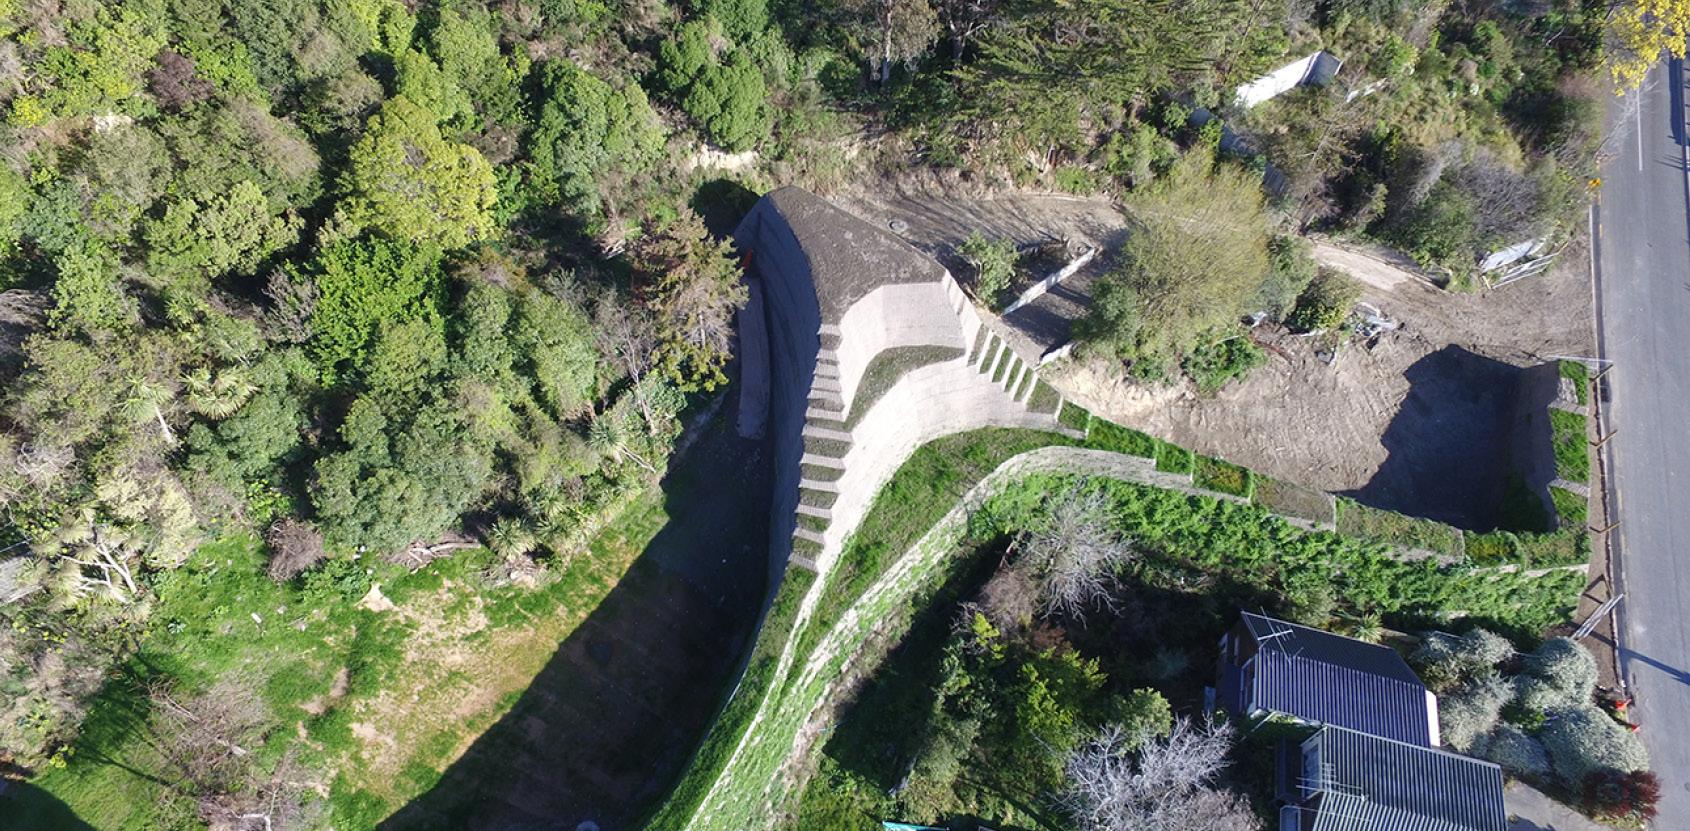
[
  {"x1": 394, "y1": 48, "x2": 474, "y2": 129},
  {"x1": 144, "y1": 182, "x2": 301, "y2": 288},
  {"x1": 311, "y1": 398, "x2": 493, "y2": 553},
  {"x1": 957, "y1": 231, "x2": 1017, "y2": 309},
  {"x1": 630, "y1": 210, "x2": 749, "y2": 391},
  {"x1": 957, "y1": 0, "x2": 1238, "y2": 153},
  {"x1": 657, "y1": 23, "x2": 771, "y2": 151},
  {"x1": 334, "y1": 96, "x2": 498, "y2": 248},
  {"x1": 526, "y1": 61, "x2": 667, "y2": 215},
  {"x1": 302, "y1": 237, "x2": 445, "y2": 383},
  {"x1": 1078, "y1": 148, "x2": 1269, "y2": 366}
]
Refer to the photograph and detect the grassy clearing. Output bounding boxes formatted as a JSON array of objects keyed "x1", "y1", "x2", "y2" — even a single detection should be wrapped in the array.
[
  {"x1": 1336, "y1": 497, "x2": 1465, "y2": 560},
  {"x1": 1058, "y1": 400, "x2": 1091, "y2": 433},
  {"x1": 1550, "y1": 408, "x2": 1590, "y2": 483},
  {"x1": 14, "y1": 489, "x2": 670, "y2": 830}
]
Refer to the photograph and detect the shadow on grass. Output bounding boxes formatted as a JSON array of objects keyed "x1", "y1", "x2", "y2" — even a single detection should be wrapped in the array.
[
  {"x1": 378, "y1": 398, "x2": 774, "y2": 831},
  {"x1": 0, "y1": 780, "x2": 99, "y2": 830}
]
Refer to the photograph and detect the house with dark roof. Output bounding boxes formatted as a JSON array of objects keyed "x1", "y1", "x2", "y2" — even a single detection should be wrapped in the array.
[
  {"x1": 1217, "y1": 612, "x2": 1440, "y2": 747},
  {"x1": 1277, "y1": 725, "x2": 1507, "y2": 831}
]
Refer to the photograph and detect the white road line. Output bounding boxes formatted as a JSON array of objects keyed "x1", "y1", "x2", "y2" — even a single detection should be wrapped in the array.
[{"x1": 1637, "y1": 82, "x2": 1644, "y2": 171}]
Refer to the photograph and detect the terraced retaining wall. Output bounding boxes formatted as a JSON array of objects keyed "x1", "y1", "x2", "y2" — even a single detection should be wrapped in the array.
[{"x1": 733, "y1": 187, "x2": 1068, "y2": 579}]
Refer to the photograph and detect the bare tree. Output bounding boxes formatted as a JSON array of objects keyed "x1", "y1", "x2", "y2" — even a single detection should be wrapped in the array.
[
  {"x1": 934, "y1": 0, "x2": 998, "y2": 60},
  {"x1": 1060, "y1": 717, "x2": 1260, "y2": 831},
  {"x1": 148, "y1": 678, "x2": 270, "y2": 796},
  {"x1": 592, "y1": 291, "x2": 660, "y2": 436},
  {"x1": 1015, "y1": 487, "x2": 1136, "y2": 622},
  {"x1": 265, "y1": 518, "x2": 325, "y2": 582}
]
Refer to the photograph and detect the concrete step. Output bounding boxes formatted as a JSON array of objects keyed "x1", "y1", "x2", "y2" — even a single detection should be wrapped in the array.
[
  {"x1": 799, "y1": 452, "x2": 846, "y2": 470},
  {"x1": 792, "y1": 525, "x2": 825, "y2": 545},
  {"x1": 807, "y1": 392, "x2": 844, "y2": 411},
  {"x1": 795, "y1": 502, "x2": 831, "y2": 520},
  {"x1": 819, "y1": 332, "x2": 842, "y2": 351},
  {"x1": 798, "y1": 476, "x2": 840, "y2": 493},
  {"x1": 802, "y1": 423, "x2": 853, "y2": 443},
  {"x1": 806, "y1": 405, "x2": 843, "y2": 420},
  {"x1": 811, "y1": 376, "x2": 842, "y2": 393},
  {"x1": 818, "y1": 323, "x2": 842, "y2": 336},
  {"x1": 814, "y1": 362, "x2": 839, "y2": 379}
]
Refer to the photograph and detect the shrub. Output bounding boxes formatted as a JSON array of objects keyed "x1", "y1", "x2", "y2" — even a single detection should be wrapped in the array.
[
  {"x1": 1439, "y1": 674, "x2": 1510, "y2": 752},
  {"x1": 958, "y1": 231, "x2": 1018, "y2": 309},
  {"x1": 1580, "y1": 769, "x2": 1661, "y2": 821},
  {"x1": 1182, "y1": 336, "x2": 1266, "y2": 394},
  {"x1": 1255, "y1": 234, "x2": 1317, "y2": 319},
  {"x1": 1520, "y1": 637, "x2": 1597, "y2": 706},
  {"x1": 1541, "y1": 705, "x2": 1649, "y2": 782},
  {"x1": 1286, "y1": 269, "x2": 1361, "y2": 333},
  {"x1": 266, "y1": 518, "x2": 327, "y2": 581},
  {"x1": 1484, "y1": 723, "x2": 1552, "y2": 781}
]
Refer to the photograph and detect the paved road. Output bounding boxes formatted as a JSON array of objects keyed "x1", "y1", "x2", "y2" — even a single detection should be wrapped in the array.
[{"x1": 1595, "y1": 57, "x2": 1690, "y2": 829}]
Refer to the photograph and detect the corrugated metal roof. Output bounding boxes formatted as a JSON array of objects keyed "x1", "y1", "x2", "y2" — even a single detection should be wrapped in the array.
[
  {"x1": 1242, "y1": 612, "x2": 1435, "y2": 746},
  {"x1": 1305, "y1": 726, "x2": 1506, "y2": 831}
]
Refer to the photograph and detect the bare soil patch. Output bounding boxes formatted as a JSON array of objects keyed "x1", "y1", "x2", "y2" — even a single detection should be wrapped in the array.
[{"x1": 831, "y1": 186, "x2": 1594, "y2": 522}]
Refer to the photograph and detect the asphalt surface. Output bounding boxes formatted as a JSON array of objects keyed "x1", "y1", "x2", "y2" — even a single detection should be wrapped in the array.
[{"x1": 1594, "y1": 58, "x2": 1690, "y2": 829}]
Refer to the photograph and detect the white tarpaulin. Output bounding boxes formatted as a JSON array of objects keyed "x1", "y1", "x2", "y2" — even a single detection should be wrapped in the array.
[{"x1": 1235, "y1": 51, "x2": 1343, "y2": 108}]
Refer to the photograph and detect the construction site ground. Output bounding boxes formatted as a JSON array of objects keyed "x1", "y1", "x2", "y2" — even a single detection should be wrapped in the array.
[{"x1": 838, "y1": 186, "x2": 1594, "y2": 521}]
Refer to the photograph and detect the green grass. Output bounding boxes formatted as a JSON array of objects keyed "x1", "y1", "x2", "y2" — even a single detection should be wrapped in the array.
[
  {"x1": 1082, "y1": 418, "x2": 1158, "y2": 458},
  {"x1": 1550, "y1": 486, "x2": 1588, "y2": 529},
  {"x1": 1550, "y1": 408, "x2": 1590, "y2": 483},
  {"x1": 843, "y1": 346, "x2": 965, "y2": 428},
  {"x1": 1336, "y1": 497, "x2": 1465, "y2": 560},
  {"x1": 1154, "y1": 442, "x2": 1194, "y2": 475},
  {"x1": 1058, "y1": 400, "x2": 1092, "y2": 433},
  {"x1": 790, "y1": 429, "x2": 1073, "y2": 680},
  {"x1": 1253, "y1": 477, "x2": 1335, "y2": 525},
  {"x1": 641, "y1": 566, "x2": 815, "y2": 829},
  {"x1": 1194, "y1": 455, "x2": 1254, "y2": 498},
  {"x1": 983, "y1": 474, "x2": 1582, "y2": 640},
  {"x1": 1559, "y1": 360, "x2": 1590, "y2": 406},
  {"x1": 1514, "y1": 529, "x2": 1590, "y2": 568},
  {"x1": 1026, "y1": 380, "x2": 1060, "y2": 414},
  {"x1": 15, "y1": 487, "x2": 674, "y2": 830},
  {"x1": 1464, "y1": 531, "x2": 1518, "y2": 565}
]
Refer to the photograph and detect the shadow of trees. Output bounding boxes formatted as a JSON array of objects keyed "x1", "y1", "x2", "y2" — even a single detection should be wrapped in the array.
[
  {"x1": 379, "y1": 399, "x2": 774, "y2": 831},
  {"x1": 0, "y1": 779, "x2": 99, "y2": 830}
]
